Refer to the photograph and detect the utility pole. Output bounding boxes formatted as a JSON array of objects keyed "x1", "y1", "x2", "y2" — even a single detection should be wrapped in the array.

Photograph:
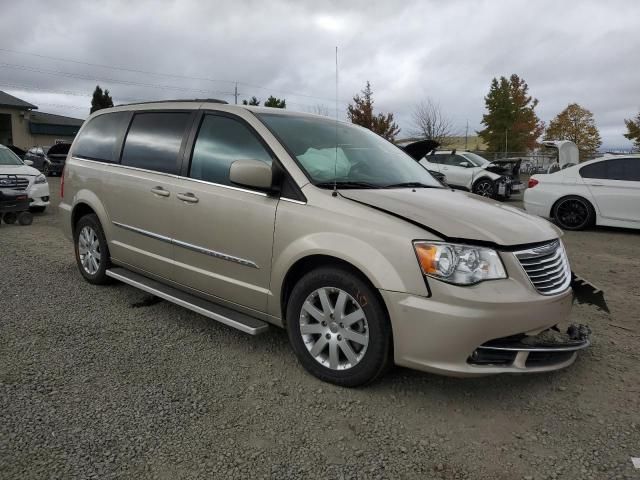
[
  {"x1": 465, "y1": 120, "x2": 469, "y2": 150},
  {"x1": 505, "y1": 128, "x2": 508, "y2": 157},
  {"x1": 234, "y1": 82, "x2": 238, "y2": 105}
]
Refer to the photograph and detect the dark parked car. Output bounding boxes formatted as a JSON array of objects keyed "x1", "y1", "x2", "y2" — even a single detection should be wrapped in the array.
[{"x1": 24, "y1": 143, "x2": 71, "y2": 176}]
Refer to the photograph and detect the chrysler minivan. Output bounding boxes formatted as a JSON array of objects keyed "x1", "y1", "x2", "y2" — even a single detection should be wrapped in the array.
[{"x1": 60, "y1": 100, "x2": 589, "y2": 386}]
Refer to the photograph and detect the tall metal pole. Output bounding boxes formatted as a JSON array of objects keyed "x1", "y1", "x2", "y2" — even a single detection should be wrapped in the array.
[
  {"x1": 234, "y1": 82, "x2": 238, "y2": 105},
  {"x1": 465, "y1": 120, "x2": 469, "y2": 150}
]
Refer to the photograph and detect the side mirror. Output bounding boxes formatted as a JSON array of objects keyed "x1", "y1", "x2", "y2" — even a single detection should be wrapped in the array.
[
  {"x1": 459, "y1": 161, "x2": 471, "y2": 168},
  {"x1": 229, "y1": 159, "x2": 274, "y2": 191},
  {"x1": 24, "y1": 159, "x2": 34, "y2": 166}
]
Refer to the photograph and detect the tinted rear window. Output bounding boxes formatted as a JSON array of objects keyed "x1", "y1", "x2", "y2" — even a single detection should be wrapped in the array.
[
  {"x1": 121, "y1": 112, "x2": 190, "y2": 174},
  {"x1": 73, "y1": 112, "x2": 129, "y2": 162}
]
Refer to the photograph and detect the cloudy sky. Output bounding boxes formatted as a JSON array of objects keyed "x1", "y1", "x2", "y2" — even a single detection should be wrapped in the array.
[{"x1": 1, "y1": 0, "x2": 638, "y2": 149}]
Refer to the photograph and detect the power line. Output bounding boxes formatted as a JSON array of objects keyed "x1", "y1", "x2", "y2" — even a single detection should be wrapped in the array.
[
  {"x1": 0, "y1": 62, "x2": 235, "y2": 97},
  {"x1": 0, "y1": 47, "x2": 346, "y2": 103}
]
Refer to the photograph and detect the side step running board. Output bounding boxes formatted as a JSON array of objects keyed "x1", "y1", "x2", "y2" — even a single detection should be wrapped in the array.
[{"x1": 106, "y1": 267, "x2": 269, "y2": 335}]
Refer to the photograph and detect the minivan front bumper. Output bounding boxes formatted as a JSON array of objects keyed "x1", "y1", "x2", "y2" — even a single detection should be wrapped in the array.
[{"x1": 381, "y1": 280, "x2": 579, "y2": 377}]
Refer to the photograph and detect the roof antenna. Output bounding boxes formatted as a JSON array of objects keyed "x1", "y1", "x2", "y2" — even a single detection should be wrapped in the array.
[{"x1": 332, "y1": 45, "x2": 339, "y2": 197}]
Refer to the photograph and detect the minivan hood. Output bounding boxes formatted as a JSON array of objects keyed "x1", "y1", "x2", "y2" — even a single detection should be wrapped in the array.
[
  {"x1": 340, "y1": 188, "x2": 559, "y2": 247},
  {"x1": 0, "y1": 164, "x2": 39, "y2": 176}
]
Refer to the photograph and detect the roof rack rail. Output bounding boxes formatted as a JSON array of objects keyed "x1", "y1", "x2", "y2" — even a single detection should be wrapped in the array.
[{"x1": 116, "y1": 98, "x2": 228, "y2": 107}]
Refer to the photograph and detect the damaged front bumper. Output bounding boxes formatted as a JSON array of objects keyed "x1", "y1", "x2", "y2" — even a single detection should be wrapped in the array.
[{"x1": 469, "y1": 324, "x2": 590, "y2": 369}]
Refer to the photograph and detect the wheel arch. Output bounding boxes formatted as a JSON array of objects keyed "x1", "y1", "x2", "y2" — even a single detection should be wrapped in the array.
[
  {"x1": 70, "y1": 190, "x2": 111, "y2": 237},
  {"x1": 279, "y1": 254, "x2": 391, "y2": 329}
]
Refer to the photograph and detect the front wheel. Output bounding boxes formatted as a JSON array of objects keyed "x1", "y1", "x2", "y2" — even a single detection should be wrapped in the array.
[
  {"x1": 472, "y1": 178, "x2": 495, "y2": 198},
  {"x1": 42, "y1": 162, "x2": 50, "y2": 176},
  {"x1": 286, "y1": 267, "x2": 391, "y2": 387},
  {"x1": 74, "y1": 214, "x2": 112, "y2": 284}
]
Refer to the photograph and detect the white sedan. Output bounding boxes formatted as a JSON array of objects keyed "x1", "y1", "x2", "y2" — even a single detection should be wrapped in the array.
[
  {"x1": 0, "y1": 144, "x2": 50, "y2": 212},
  {"x1": 524, "y1": 154, "x2": 640, "y2": 230}
]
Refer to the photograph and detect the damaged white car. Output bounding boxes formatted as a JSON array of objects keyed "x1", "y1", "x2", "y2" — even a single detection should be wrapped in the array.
[{"x1": 418, "y1": 149, "x2": 524, "y2": 200}]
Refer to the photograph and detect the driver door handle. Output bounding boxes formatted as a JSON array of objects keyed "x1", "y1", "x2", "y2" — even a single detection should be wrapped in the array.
[
  {"x1": 151, "y1": 186, "x2": 170, "y2": 197},
  {"x1": 177, "y1": 192, "x2": 199, "y2": 203}
]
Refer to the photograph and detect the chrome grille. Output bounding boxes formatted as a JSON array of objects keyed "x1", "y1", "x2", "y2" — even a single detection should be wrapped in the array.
[
  {"x1": 514, "y1": 240, "x2": 571, "y2": 295},
  {"x1": 0, "y1": 175, "x2": 30, "y2": 191}
]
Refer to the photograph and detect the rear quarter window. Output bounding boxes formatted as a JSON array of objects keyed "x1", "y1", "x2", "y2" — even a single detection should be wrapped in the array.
[{"x1": 73, "y1": 112, "x2": 130, "y2": 162}]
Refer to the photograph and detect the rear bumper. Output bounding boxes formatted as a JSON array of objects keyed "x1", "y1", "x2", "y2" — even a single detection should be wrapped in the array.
[
  {"x1": 381, "y1": 280, "x2": 579, "y2": 377},
  {"x1": 523, "y1": 189, "x2": 552, "y2": 218}
]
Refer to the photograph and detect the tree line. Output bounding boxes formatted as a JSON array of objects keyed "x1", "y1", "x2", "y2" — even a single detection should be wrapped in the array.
[{"x1": 88, "y1": 82, "x2": 640, "y2": 155}]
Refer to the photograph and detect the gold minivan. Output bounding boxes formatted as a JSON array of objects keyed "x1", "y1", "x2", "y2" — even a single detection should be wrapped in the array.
[{"x1": 60, "y1": 100, "x2": 589, "y2": 386}]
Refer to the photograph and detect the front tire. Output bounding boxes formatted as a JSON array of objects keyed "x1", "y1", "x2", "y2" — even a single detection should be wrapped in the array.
[
  {"x1": 43, "y1": 162, "x2": 50, "y2": 176},
  {"x1": 74, "y1": 214, "x2": 111, "y2": 284},
  {"x1": 553, "y1": 196, "x2": 595, "y2": 231},
  {"x1": 472, "y1": 178, "x2": 495, "y2": 198},
  {"x1": 286, "y1": 267, "x2": 391, "y2": 387}
]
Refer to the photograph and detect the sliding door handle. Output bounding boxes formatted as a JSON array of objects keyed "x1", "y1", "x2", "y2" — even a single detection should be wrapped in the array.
[
  {"x1": 151, "y1": 186, "x2": 170, "y2": 197},
  {"x1": 177, "y1": 192, "x2": 199, "y2": 203}
]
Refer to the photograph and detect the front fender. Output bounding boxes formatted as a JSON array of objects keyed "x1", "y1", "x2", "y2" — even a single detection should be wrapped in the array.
[{"x1": 269, "y1": 232, "x2": 417, "y2": 319}]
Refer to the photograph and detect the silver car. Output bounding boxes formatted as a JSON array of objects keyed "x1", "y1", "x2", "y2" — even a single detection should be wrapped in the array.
[{"x1": 59, "y1": 101, "x2": 589, "y2": 386}]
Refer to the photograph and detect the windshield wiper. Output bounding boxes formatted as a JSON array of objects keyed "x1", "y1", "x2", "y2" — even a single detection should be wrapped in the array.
[
  {"x1": 382, "y1": 182, "x2": 441, "y2": 189},
  {"x1": 315, "y1": 181, "x2": 380, "y2": 189}
]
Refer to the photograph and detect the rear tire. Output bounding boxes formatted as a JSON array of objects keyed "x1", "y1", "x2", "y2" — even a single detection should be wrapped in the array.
[
  {"x1": 17, "y1": 212, "x2": 33, "y2": 226},
  {"x1": 74, "y1": 214, "x2": 112, "y2": 284},
  {"x1": 553, "y1": 196, "x2": 595, "y2": 231},
  {"x1": 286, "y1": 267, "x2": 391, "y2": 387},
  {"x1": 2, "y1": 212, "x2": 17, "y2": 224}
]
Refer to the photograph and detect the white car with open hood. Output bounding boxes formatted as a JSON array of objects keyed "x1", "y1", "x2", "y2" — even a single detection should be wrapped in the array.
[
  {"x1": 418, "y1": 149, "x2": 524, "y2": 200},
  {"x1": 524, "y1": 154, "x2": 640, "y2": 230},
  {"x1": 0, "y1": 144, "x2": 50, "y2": 212}
]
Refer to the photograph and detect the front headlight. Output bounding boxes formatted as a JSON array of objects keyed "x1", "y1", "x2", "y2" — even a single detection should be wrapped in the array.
[
  {"x1": 35, "y1": 174, "x2": 47, "y2": 184},
  {"x1": 413, "y1": 241, "x2": 506, "y2": 285}
]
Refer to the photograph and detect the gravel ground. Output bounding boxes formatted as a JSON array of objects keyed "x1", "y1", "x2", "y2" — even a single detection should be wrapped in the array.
[{"x1": 1, "y1": 178, "x2": 639, "y2": 480}]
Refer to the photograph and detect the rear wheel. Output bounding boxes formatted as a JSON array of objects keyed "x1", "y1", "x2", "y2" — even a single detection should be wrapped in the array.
[
  {"x1": 286, "y1": 267, "x2": 391, "y2": 387},
  {"x1": 74, "y1": 214, "x2": 111, "y2": 284},
  {"x1": 553, "y1": 196, "x2": 595, "y2": 231},
  {"x1": 2, "y1": 212, "x2": 17, "y2": 224},
  {"x1": 473, "y1": 178, "x2": 495, "y2": 198}
]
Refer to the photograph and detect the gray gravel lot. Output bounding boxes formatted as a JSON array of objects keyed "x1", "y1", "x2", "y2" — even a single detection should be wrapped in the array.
[{"x1": 1, "y1": 178, "x2": 639, "y2": 479}]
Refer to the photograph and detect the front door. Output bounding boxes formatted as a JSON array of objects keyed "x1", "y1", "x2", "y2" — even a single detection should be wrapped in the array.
[{"x1": 172, "y1": 112, "x2": 278, "y2": 313}]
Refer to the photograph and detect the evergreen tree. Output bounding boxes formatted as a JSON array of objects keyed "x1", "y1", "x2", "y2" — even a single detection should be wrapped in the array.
[
  {"x1": 242, "y1": 96, "x2": 260, "y2": 106},
  {"x1": 347, "y1": 81, "x2": 400, "y2": 141},
  {"x1": 90, "y1": 85, "x2": 114, "y2": 113},
  {"x1": 477, "y1": 74, "x2": 543, "y2": 152},
  {"x1": 545, "y1": 103, "x2": 602, "y2": 159},
  {"x1": 623, "y1": 111, "x2": 640, "y2": 150},
  {"x1": 264, "y1": 96, "x2": 286, "y2": 108}
]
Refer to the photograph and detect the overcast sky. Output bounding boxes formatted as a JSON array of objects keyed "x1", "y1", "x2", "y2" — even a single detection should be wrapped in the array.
[{"x1": 1, "y1": 0, "x2": 638, "y2": 149}]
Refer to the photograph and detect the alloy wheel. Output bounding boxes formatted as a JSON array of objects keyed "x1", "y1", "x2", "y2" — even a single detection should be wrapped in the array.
[
  {"x1": 78, "y1": 226, "x2": 101, "y2": 275},
  {"x1": 556, "y1": 199, "x2": 589, "y2": 229},
  {"x1": 299, "y1": 287, "x2": 369, "y2": 370},
  {"x1": 474, "y1": 180, "x2": 493, "y2": 197}
]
